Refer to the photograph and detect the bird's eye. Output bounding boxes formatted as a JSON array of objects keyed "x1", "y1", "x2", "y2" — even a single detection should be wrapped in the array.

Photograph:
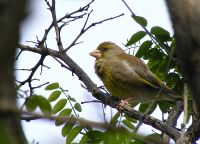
[{"x1": 103, "y1": 47, "x2": 108, "y2": 51}]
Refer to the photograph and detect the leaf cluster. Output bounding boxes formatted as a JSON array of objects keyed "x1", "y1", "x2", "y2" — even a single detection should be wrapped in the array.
[
  {"x1": 125, "y1": 15, "x2": 187, "y2": 113},
  {"x1": 26, "y1": 82, "x2": 83, "y2": 143}
]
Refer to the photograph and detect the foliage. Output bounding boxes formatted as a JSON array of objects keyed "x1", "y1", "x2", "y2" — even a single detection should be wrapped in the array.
[
  {"x1": 16, "y1": 0, "x2": 198, "y2": 144},
  {"x1": 23, "y1": 17, "x2": 186, "y2": 142},
  {"x1": 26, "y1": 83, "x2": 84, "y2": 143}
]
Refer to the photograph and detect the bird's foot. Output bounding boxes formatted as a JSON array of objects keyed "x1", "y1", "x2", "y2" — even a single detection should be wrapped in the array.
[{"x1": 116, "y1": 99, "x2": 131, "y2": 111}]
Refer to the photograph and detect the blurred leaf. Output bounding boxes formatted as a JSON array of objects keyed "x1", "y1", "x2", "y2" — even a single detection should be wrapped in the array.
[
  {"x1": 55, "y1": 108, "x2": 72, "y2": 126},
  {"x1": 152, "y1": 58, "x2": 168, "y2": 80},
  {"x1": 66, "y1": 126, "x2": 82, "y2": 143},
  {"x1": 166, "y1": 73, "x2": 180, "y2": 88},
  {"x1": 136, "y1": 40, "x2": 152, "y2": 58},
  {"x1": 146, "y1": 48, "x2": 164, "y2": 60},
  {"x1": 158, "y1": 101, "x2": 174, "y2": 113},
  {"x1": 131, "y1": 133, "x2": 162, "y2": 144},
  {"x1": 130, "y1": 102, "x2": 139, "y2": 108},
  {"x1": 45, "y1": 82, "x2": 59, "y2": 90},
  {"x1": 26, "y1": 96, "x2": 37, "y2": 112},
  {"x1": 144, "y1": 134, "x2": 162, "y2": 144},
  {"x1": 139, "y1": 103, "x2": 149, "y2": 113},
  {"x1": 187, "y1": 105, "x2": 192, "y2": 124},
  {"x1": 110, "y1": 112, "x2": 120, "y2": 125},
  {"x1": 79, "y1": 134, "x2": 89, "y2": 144},
  {"x1": 52, "y1": 99, "x2": 67, "y2": 114},
  {"x1": 103, "y1": 128, "x2": 131, "y2": 144},
  {"x1": 132, "y1": 140, "x2": 143, "y2": 144},
  {"x1": 140, "y1": 103, "x2": 157, "y2": 116},
  {"x1": 85, "y1": 130, "x2": 104, "y2": 143},
  {"x1": 158, "y1": 58, "x2": 168, "y2": 73},
  {"x1": 122, "y1": 119, "x2": 135, "y2": 130},
  {"x1": 68, "y1": 95, "x2": 76, "y2": 102},
  {"x1": 124, "y1": 114, "x2": 137, "y2": 123},
  {"x1": 148, "y1": 59, "x2": 160, "y2": 73},
  {"x1": 74, "y1": 102, "x2": 82, "y2": 112},
  {"x1": 132, "y1": 15, "x2": 147, "y2": 27},
  {"x1": 126, "y1": 31, "x2": 146, "y2": 46},
  {"x1": 170, "y1": 38, "x2": 176, "y2": 48},
  {"x1": 48, "y1": 90, "x2": 61, "y2": 102},
  {"x1": 173, "y1": 78, "x2": 184, "y2": 95},
  {"x1": 61, "y1": 120, "x2": 76, "y2": 137},
  {"x1": 36, "y1": 95, "x2": 51, "y2": 115},
  {"x1": 151, "y1": 26, "x2": 170, "y2": 42}
]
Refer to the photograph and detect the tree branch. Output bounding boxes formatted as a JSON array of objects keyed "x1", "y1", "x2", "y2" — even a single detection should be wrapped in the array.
[
  {"x1": 64, "y1": 13, "x2": 124, "y2": 51},
  {"x1": 17, "y1": 44, "x2": 181, "y2": 141}
]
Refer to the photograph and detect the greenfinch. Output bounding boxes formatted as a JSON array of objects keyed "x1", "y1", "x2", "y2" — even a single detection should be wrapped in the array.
[{"x1": 89, "y1": 41, "x2": 179, "y2": 103}]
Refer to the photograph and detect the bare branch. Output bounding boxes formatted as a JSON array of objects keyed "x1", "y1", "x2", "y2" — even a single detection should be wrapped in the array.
[
  {"x1": 17, "y1": 54, "x2": 46, "y2": 95},
  {"x1": 38, "y1": 0, "x2": 94, "y2": 47},
  {"x1": 22, "y1": 113, "x2": 109, "y2": 129},
  {"x1": 163, "y1": 101, "x2": 183, "y2": 143},
  {"x1": 17, "y1": 44, "x2": 181, "y2": 141},
  {"x1": 64, "y1": 13, "x2": 124, "y2": 51},
  {"x1": 32, "y1": 82, "x2": 49, "y2": 89},
  {"x1": 123, "y1": 105, "x2": 180, "y2": 140},
  {"x1": 50, "y1": 0, "x2": 63, "y2": 51}
]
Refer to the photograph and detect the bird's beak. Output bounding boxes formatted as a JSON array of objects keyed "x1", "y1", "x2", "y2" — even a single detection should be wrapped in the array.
[{"x1": 89, "y1": 49, "x2": 101, "y2": 59}]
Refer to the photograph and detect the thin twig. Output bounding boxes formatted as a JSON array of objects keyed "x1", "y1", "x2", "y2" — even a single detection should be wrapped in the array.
[
  {"x1": 121, "y1": 0, "x2": 170, "y2": 55},
  {"x1": 18, "y1": 55, "x2": 46, "y2": 95},
  {"x1": 64, "y1": 13, "x2": 124, "y2": 51},
  {"x1": 21, "y1": 110, "x2": 109, "y2": 129},
  {"x1": 32, "y1": 82, "x2": 49, "y2": 89}
]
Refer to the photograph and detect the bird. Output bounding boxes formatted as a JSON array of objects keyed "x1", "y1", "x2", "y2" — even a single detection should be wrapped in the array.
[{"x1": 89, "y1": 41, "x2": 180, "y2": 105}]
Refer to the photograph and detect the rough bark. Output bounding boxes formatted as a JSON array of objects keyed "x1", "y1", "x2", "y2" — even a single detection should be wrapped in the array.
[
  {"x1": 166, "y1": 0, "x2": 200, "y2": 143},
  {"x1": 166, "y1": 0, "x2": 200, "y2": 113},
  {"x1": 0, "y1": 0, "x2": 27, "y2": 143}
]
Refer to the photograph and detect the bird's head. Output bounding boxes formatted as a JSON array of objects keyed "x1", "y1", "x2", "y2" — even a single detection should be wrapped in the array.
[{"x1": 89, "y1": 41, "x2": 124, "y2": 60}]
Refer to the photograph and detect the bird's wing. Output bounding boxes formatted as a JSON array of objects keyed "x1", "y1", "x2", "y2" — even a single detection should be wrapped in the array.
[{"x1": 114, "y1": 54, "x2": 172, "y2": 93}]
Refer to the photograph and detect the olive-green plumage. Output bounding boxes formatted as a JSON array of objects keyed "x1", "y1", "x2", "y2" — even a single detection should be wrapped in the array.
[{"x1": 90, "y1": 41, "x2": 178, "y2": 102}]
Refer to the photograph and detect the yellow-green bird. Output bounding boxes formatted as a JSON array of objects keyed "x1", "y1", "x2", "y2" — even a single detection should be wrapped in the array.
[{"x1": 89, "y1": 41, "x2": 179, "y2": 104}]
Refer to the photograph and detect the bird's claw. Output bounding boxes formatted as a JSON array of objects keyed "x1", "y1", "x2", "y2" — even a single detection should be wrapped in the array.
[{"x1": 116, "y1": 99, "x2": 130, "y2": 111}]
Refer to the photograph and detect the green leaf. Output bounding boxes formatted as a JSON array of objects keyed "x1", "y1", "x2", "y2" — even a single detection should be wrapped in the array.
[
  {"x1": 45, "y1": 82, "x2": 59, "y2": 90},
  {"x1": 173, "y1": 78, "x2": 184, "y2": 95},
  {"x1": 66, "y1": 126, "x2": 82, "y2": 143},
  {"x1": 170, "y1": 38, "x2": 176, "y2": 48},
  {"x1": 61, "y1": 120, "x2": 76, "y2": 137},
  {"x1": 122, "y1": 119, "x2": 135, "y2": 130},
  {"x1": 145, "y1": 48, "x2": 164, "y2": 60},
  {"x1": 55, "y1": 108, "x2": 72, "y2": 126},
  {"x1": 79, "y1": 134, "x2": 89, "y2": 144},
  {"x1": 157, "y1": 58, "x2": 168, "y2": 75},
  {"x1": 68, "y1": 95, "x2": 76, "y2": 102},
  {"x1": 151, "y1": 26, "x2": 170, "y2": 42},
  {"x1": 103, "y1": 128, "x2": 131, "y2": 143},
  {"x1": 85, "y1": 130, "x2": 104, "y2": 143},
  {"x1": 139, "y1": 103, "x2": 157, "y2": 115},
  {"x1": 52, "y1": 99, "x2": 67, "y2": 114},
  {"x1": 166, "y1": 73, "x2": 180, "y2": 88},
  {"x1": 48, "y1": 90, "x2": 61, "y2": 102},
  {"x1": 124, "y1": 114, "x2": 137, "y2": 123},
  {"x1": 144, "y1": 134, "x2": 162, "y2": 143},
  {"x1": 26, "y1": 96, "x2": 37, "y2": 112},
  {"x1": 35, "y1": 95, "x2": 51, "y2": 115},
  {"x1": 150, "y1": 58, "x2": 168, "y2": 81},
  {"x1": 126, "y1": 31, "x2": 146, "y2": 46},
  {"x1": 158, "y1": 101, "x2": 174, "y2": 113},
  {"x1": 136, "y1": 40, "x2": 152, "y2": 58},
  {"x1": 74, "y1": 102, "x2": 82, "y2": 112},
  {"x1": 132, "y1": 15, "x2": 147, "y2": 27},
  {"x1": 110, "y1": 112, "x2": 120, "y2": 125}
]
